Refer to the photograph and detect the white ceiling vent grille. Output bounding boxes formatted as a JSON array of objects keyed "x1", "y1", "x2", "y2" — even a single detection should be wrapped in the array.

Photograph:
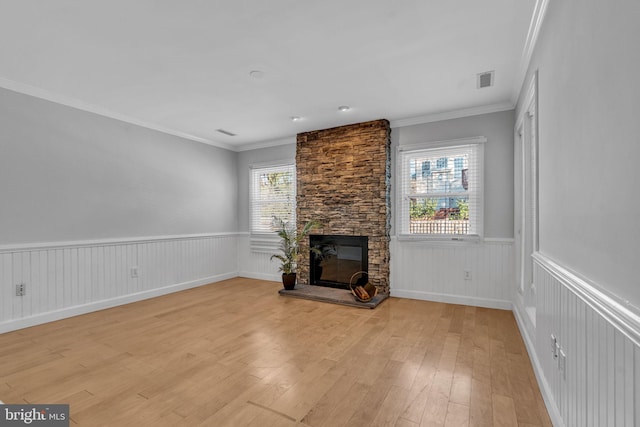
[
  {"x1": 216, "y1": 128, "x2": 237, "y2": 136},
  {"x1": 477, "y1": 71, "x2": 494, "y2": 89}
]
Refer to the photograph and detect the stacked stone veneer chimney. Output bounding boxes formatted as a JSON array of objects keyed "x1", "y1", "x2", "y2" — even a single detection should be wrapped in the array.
[{"x1": 296, "y1": 119, "x2": 391, "y2": 294}]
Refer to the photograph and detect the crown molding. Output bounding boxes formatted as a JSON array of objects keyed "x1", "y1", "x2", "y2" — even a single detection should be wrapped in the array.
[
  {"x1": 235, "y1": 135, "x2": 296, "y2": 152},
  {"x1": 389, "y1": 102, "x2": 514, "y2": 128},
  {"x1": 511, "y1": 0, "x2": 551, "y2": 105},
  {"x1": 0, "y1": 77, "x2": 236, "y2": 151},
  {"x1": 238, "y1": 102, "x2": 514, "y2": 150}
]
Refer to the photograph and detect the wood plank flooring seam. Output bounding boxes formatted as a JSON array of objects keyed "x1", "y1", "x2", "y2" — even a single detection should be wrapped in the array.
[{"x1": 246, "y1": 400, "x2": 298, "y2": 422}]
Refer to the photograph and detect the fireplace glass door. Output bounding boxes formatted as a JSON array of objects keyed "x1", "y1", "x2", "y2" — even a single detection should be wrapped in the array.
[{"x1": 310, "y1": 235, "x2": 368, "y2": 289}]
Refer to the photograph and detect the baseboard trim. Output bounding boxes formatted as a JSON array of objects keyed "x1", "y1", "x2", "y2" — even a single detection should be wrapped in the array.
[
  {"x1": 512, "y1": 303, "x2": 565, "y2": 427},
  {"x1": 390, "y1": 289, "x2": 512, "y2": 310},
  {"x1": 238, "y1": 272, "x2": 280, "y2": 282},
  {"x1": 0, "y1": 272, "x2": 237, "y2": 334}
]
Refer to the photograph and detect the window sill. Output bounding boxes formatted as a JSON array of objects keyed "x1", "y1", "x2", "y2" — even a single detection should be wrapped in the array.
[{"x1": 396, "y1": 234, "x2": 482, "y2": 245}]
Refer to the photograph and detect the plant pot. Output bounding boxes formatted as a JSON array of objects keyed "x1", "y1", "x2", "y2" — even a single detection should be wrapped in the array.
[{"x1": 282, "y1": 273, "x2": 297, "y2": 290}]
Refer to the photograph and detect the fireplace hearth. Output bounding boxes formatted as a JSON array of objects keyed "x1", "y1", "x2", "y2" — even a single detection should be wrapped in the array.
[{"x1": 310, "y1": 235, "x2": 368, "y2": 289}]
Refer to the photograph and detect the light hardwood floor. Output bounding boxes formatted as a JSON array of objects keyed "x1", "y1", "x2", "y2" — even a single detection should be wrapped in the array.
[{"x1": 0, "y1": 278, "x2": 551, "y2": 426}]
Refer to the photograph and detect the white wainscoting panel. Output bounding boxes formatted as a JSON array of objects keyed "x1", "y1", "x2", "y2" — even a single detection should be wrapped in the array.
[
  {"x1": 390, "y1": 237, "x2": 514, "y2": 309},
  {"x1": 513, "y1": 252, "x2": 640, "y2": 427},
  {"x1": 0, "y1": 233, "x2": 239, "y2": 333},
  {"x1": 237, "y1": 233, "x2": 281, "y2": 282}
]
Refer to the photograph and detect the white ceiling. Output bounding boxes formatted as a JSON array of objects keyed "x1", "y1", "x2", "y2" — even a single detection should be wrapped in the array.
[{"x1": 0, "y1": 1, "x2": 537, "y2": 151}]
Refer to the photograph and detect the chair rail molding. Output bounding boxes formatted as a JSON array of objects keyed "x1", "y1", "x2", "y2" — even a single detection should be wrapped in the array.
[{"x1": 533, "y1": 252, "x2": 640, "y2": 346}]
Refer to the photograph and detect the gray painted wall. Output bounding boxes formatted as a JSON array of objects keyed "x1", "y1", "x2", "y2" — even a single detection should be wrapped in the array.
[
  {"x1": 237, "y1": 111, "x2": 515, "y2": 239},
  {"x1": 392, "y1": 110, "x2": 515, "y2": 238},
  {"x1": 0, "y1": 87, "x2": 238, "y2": 244},
  {"x1": 236, "y1": 142, "x2": 295, "y2": 233},
  {"x1": 517, "y1": 0, "x2": 640, "y2": 309}
]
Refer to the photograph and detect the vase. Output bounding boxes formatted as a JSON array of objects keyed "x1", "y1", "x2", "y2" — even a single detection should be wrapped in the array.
[{"x1": 282, "y1": 273, "x2": 297, "y2": 290}]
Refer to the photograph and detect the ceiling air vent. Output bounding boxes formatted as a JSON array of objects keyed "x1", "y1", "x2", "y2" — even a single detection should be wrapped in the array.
[
  {"x1": 216, "y1": 128, "x2": 236, "y2": 137},
  {"x1": 477, "y1": 71, "x2": 494, "y2": 89}
]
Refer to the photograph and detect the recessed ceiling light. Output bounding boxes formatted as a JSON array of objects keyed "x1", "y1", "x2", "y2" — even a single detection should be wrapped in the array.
[
  {"x1": 290, "y1": 116, "x2": 301, "y2": 122},
  {"x1": 338, "y1": 105, "x2": 351, "y2": 112},
  {"x1": 249, "y1": 70, "x2": 265, "y2": 79}
]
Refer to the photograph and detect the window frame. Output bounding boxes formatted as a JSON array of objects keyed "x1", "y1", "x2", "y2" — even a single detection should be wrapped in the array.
[
  {"x1": 396, "y1": 137, "x2": 486, "y2": 242},
  {"x1": 249, "y1": 161, "x2": 296, "y2": 250}
]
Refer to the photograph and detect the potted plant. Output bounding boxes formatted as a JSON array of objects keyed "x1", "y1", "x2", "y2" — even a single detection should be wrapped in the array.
[{"x1": 271, "y1": 217, "x2": 321, "y2": 290}]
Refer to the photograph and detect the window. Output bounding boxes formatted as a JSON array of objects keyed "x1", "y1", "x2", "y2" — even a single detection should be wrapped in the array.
[
  {"x1": 250, "y1": 163, "x2": 296, "y2": 235},
  {"x1": 397, "y1": 137, "x2": 485, "y2": 239}
]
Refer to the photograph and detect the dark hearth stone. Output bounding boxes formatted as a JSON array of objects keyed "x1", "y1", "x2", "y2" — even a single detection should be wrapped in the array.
[{"x1": 278, "y1": 284, "x2": 388, "y2": 309}]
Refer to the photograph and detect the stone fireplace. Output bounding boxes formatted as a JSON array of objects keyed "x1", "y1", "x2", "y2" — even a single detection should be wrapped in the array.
[{"x1": 296, "y1": 119, "x2": 391, "y2": 294}]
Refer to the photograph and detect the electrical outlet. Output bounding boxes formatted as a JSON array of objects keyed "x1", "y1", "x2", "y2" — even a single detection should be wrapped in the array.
[
  {"x1": 130, "y1": 267, "x2": 139, "y2": 278},
  {"x1": 15, "y1": 283, "x2": 26, "y2": 296},
  {"x1": 464, "y1": 270, "x2": 472, "y2": 280}
]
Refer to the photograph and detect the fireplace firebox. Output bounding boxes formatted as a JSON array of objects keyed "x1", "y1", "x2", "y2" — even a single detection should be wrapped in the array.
[{"x1": 310, "y1": 235, "x2": 368, "y2": 289}]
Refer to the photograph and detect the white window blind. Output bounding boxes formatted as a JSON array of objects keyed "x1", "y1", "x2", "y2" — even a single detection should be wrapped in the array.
[
  {"x1": 250, "y1": 163, "x2": 296, "y2": 237},
  {"x1": 397, "y1": 137, "x2": 484, "y2": 239}
]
